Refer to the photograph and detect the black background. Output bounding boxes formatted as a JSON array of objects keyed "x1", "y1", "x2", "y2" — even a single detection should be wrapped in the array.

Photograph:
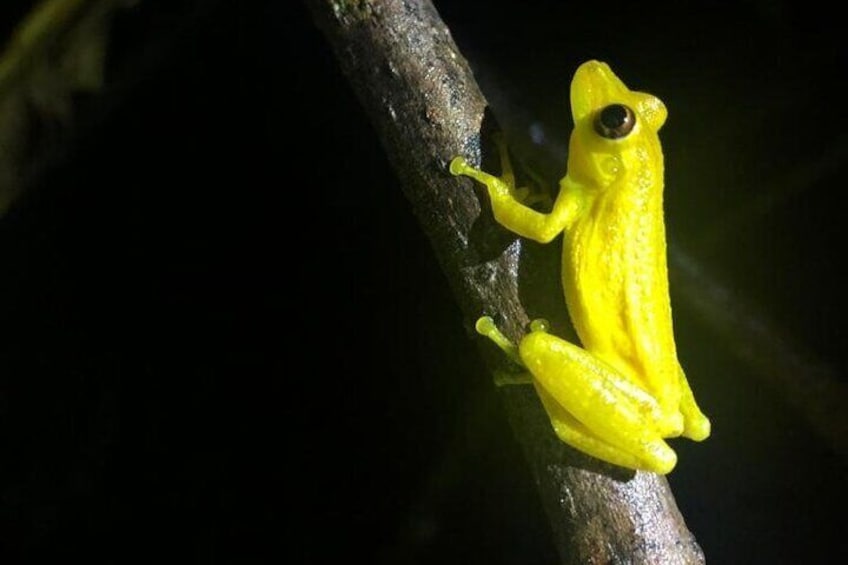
[{"x1": 0, "y1": 1, "x2": 845, "y2": 562}]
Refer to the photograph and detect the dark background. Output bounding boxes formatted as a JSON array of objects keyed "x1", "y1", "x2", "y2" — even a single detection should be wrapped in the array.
[{"x1": 0, "y1": 1, "x2": 845, "y2": 562}]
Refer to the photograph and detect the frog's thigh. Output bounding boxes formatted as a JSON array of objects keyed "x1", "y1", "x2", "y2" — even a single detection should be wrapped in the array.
[
  {"x1": 535, "y1": 386, "x2": 660, "y2": 472},
  {"x1": 520, "y1": 332, "x2": 677, "y2": 474}
]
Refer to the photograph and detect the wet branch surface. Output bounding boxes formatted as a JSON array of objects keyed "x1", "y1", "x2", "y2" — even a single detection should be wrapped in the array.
[{"x1": 304, "y1": 1, "x2": 705, "y2": 563}]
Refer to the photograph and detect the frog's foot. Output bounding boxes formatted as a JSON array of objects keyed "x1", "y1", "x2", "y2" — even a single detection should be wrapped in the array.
[
  {"x1": 475, "y1": 316, "x2": 522, "y2": 365},
  {"x1": 474, "y1": 317, "x2": 535, "y2": 387},
  {"x1": 492, "y1": 370, "x2": 534, "y2": 387}
]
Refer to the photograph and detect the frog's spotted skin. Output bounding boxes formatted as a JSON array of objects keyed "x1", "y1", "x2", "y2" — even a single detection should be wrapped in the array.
[{"x1": 451, "y1": 61, "x2": 710, "y2": 474}]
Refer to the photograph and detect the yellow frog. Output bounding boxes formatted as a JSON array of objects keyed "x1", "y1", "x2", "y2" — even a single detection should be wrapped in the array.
[{"x1": 450, "y1": 61, "x2": 710, "y2": 474}]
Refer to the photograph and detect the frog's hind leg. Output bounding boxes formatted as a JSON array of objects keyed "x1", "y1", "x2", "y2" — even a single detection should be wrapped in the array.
[
  {"x1": 520, "y1": 326, "x2": 678, "y2": 474},
  {"x1": 535, "y1": 386, "x2": 661, "y2": 472}
]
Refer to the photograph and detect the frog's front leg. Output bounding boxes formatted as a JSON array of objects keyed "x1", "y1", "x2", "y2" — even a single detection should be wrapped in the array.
[
  {"x1": 450, "y1": 140, "x2": 580, "y2": 244},
  {"x1": 478, "y1": 317, "x2": 678, "y2": 474}
]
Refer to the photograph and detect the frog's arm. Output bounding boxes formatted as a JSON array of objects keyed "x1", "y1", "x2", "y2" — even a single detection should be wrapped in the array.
[{"x1": 450, "y1": 148, "x2": 581, "y2": 244}]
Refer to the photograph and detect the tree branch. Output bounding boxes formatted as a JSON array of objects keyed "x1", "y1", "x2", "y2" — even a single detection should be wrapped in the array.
[{"x1": 304, "y1": 1, "x2": 705, "y2": 563}]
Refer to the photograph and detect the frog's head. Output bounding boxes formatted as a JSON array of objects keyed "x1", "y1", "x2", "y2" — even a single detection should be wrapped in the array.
[{"x1": 566, "y1": 60, "x2": 667, "y2": 188}]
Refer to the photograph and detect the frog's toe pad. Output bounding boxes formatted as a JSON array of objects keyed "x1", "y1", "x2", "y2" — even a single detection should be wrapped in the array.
[
  {"x1": 644, "y1": 440, "x2": 677, "y2": 475},
  {"x1": 683, "y1": 415, "x2": 711, "y2": 442}
]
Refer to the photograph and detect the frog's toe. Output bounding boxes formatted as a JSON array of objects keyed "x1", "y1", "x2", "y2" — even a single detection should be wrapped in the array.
[
  {"x1": 642, "y1": 439, "x2": 677, "y2": 475},
  {"x1": 683, "y1": 413, "x2": 711, "y2": 442},
  {"x1": 658, "y1": 412, "x2": 684, "y2": 438},
  {"x1": 449, "y1": 156, "x2": 471, "y2": 176}
]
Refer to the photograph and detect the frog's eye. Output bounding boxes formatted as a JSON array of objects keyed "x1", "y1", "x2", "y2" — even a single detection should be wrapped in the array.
[{"x1": 593, "y1": 104, "x2": 636, "y2": 139}]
